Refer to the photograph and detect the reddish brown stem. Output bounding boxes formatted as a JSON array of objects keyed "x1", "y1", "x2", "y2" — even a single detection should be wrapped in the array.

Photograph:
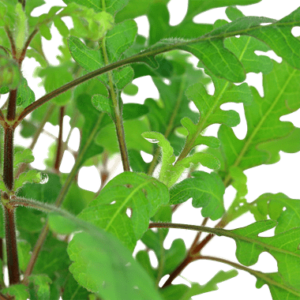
[
  {"x1": 18, "y1": 29, "x2": 38, "y2": 65},
  {"x1": 6, "y1": 90, "x2": 17, "y2": 121},
  {"x1": 162, "y1": 256, "x2": 194, "y2": 288},
  {"x1": 4, "y1": 207, "x2": 20, "y2": 285},
  {"x1": 3, "y1": 127, "x2": 14, "y2": 191},
  {"x1": 54, "y1": 106, "x2": 65, "y2": 172}
]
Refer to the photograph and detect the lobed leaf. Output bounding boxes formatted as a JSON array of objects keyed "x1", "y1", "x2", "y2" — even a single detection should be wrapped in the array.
[
  {"x1": 170, "y1": 171, "x2": 225, "y2": 220},
  {"x1": 78, "y1": 172, "x2": 169, "y2": 250}
]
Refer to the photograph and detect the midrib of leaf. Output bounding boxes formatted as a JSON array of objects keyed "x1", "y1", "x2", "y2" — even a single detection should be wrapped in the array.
[
  {"x1": 223, "y1": 69, "x2": 297, "y2": 186},
  {"x1": 104, "y1": 179, "x2": 154, "y2": 231},
  {"x1": 70, "y1": 285, "x2": 81, "y2": 300},
  {"x1": 177, "y1": 37, "x2": 251, "y2": 162}
]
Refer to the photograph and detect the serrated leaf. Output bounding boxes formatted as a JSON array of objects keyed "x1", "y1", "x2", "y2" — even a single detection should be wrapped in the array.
[
  {"x1": 62, "y1": 275, "x2": 89, "y2": 300},
  {"x1": 14, "y1": 148, "x2": 34, "y2": 169},
  {"x1": 170, "y1": 171, "x2": 225, "y2": 220},
  {"x1": 18, "y1": 240, "x2": 31, "y2": 272},
  {"x1": 16, "y1": 77, "x2": 35, "y2": 107},
  {"x1": 14, "y1": 169, "x2": 42, "y2": 191},
  {"x1": 78, "y1": 172, "x2": 169, "y2": 250}
]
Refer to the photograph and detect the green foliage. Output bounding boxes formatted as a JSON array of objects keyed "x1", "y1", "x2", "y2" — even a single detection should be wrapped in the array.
[{"x1": 1, "y1": 1, "x2": 300, "y2": 299}]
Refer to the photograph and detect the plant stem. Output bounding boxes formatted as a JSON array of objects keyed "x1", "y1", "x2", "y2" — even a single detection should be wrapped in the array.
[
  {"x1": 7, "y1": 90, "x2": 17, "y2": 121},
  {"x1": 101, "y1": 38, "x2": 130, "y2": 171},
  {"x1": 54, "y1": 106, "x2": 65, "y2": 172},
  {"x1": 3, "y1": 128, "x2": 14, "y2": 191},
  {"x1": 4, "y1": 207, "x2": 19, "y2": 285}
]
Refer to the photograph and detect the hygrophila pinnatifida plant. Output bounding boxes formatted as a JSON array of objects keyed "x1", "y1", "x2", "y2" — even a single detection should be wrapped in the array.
[{"x1": 0, "y1": 0, "x2": 300, "y2": 299}]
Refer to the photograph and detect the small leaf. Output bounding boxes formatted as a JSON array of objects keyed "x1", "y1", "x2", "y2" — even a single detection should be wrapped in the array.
[
  {"x1": 14, "y1": 148, "x2": 35, "y2": 168},
  {"x1": 170, "y1": 171, "x2": 225, "y2": 220},
  {"x1": 15, "y1": 170, "x2": 42, "y2": 191},
  {"x1": 16, "y1": 77, "x2": 35, "y2": 107},
  {"x1": 29, "y1": 275, "x2": 52, "y2": 300}
]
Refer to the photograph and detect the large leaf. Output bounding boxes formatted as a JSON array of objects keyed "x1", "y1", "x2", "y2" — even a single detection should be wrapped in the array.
[
  {"x1": 216, "y1": 61, "x2": 300, "y2": 185},
  {"x1": 78, "y1": 172, "x2": 169, "y2": 250},
  {"x1": 33, "y1": 201, "x2": 164, "y2": 300},
  {"x1": 170, "y1": 171, "x2": 225, "y2": 220}
]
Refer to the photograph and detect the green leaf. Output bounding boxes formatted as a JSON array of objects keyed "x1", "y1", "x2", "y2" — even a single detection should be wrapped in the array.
[
  {"x1": 62, "y1": 275, "x2": 90, "y2": 300},
  {"x1": 216, "y1": 61, "x2": 300, "y2": 184},
  {"x1": 0, "y1": 56, "x2": 21, "y2": 89},
  {"x1": 161, "y1": 270, "x2": 238, "y2": 300},
  {"x1": 16, "y1": 77, "x2": 35, "y2": 107},
  {"x1": 35, "y1": 201, "x2": 164, "y2": 300},
  {"x1": 18, "y1": 241, "x2": 31, "y2": 272},
  {"x1": 170, "y1": 171, "x2": 225, "y2": 220},
  {"x1": 226, "y1": 6, "x2": 245, "y2": 21},
  {"x1": 78, "y1": 172, "x2": 169, "y2": 250},
  {"x1": 37, "y1": 64, "x2": 73, "y2": 105},
  {"x1": 252, "y1": 193, "x2": 300, "y2": 234},
  {"x1": 92, "y1": 94, "x2": 114, "y2": 117},
  {"x1": 123, "y1": 83, "x2": 138, "y2": 95},
  {"x1": 75, "y1": 91, "x2": 105, "y2": 164},
  {"x1": 95, "y1": 119, "x2": 152, "y2": 154},
  {"x1": 143, "y1": 131, "x2": 220, "y2": 187},
  {"x1": 14, "y1": 169, "x2": 42, "y2": 191},
  {"x1": 2, "y1": 284, "x2": 29, "y2": 300},
  {"x1": 29, "y1": 275, "x2": 52, "y2": 300},
  {"x1": 14, "y1": 148, "x2": 35, "y2": 169},
  {"x1": 63, "y1": 0, "x2": 128, "y2": 15},
  {"x1": 68, "y1": 232, "x2": 163, "y2": 300},
  {"x1": 161, "y1": 221, "x2": 300, "y2": 297},
  {"x1": 128, "y1": 149, "x2": 150, "y2": 173}
]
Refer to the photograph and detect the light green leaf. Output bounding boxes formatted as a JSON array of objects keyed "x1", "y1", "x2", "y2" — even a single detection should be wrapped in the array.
[
  {"x1": 252, "y1": 193, "x2": 300, "y2": 234},
  {"x1": 161, "y1": 270, "x2": 238, "y2": 300},
  {"x1": 143, "y1": 131, "x2": 220, "y2": 187},
  {"x1": 14, "y1": 148, "x2": 35, "y2": 168},
  {"x1": 78, "y1": 172, "x2": 169, "y2": 250},
  {"x1": 217, "y1": 61, "x2": 300, "y2": 185},
  {"x1": 14, "y1": 3, "x2": 27, "y2": 55},
  {"x1": 164, "y1": 221, "x2": 300, "y2": 297},
  {"x1": 15, "y1": 170, "x2": 42, "y2": 191},
  {"x1": 30, "y1": 200, "x2": 165, "y2": 300},
  {"x1": 96, "y1": 119, "x2": 152, "y2": 154},
  {"x1": 226, "y1": 6, "x2": 245, "y2": 21},
  {"x1": 29, "y1": 275, "x2": 52, "y2": 300},
  {"x1": 92, "y1": 94, "x2": 114, "y2": 118},
  {"x1": 170, "y1": 171, "x2": 225, "y2": 220},
  {"x1": 16, "y1": 77, "x2": 35, "y2": 107},
  {"x1": 37, "y1": 64, "x2": 73, "y2": 105},
  {"x1": 63, "y1": 0, "x2": 128, "y2": 15},
  {"x1": 18, "y1": 241, "x2": 31, "y2": 272},
  {"x1": 2, "y1": 284, "x2": 29, "y2": 300}
]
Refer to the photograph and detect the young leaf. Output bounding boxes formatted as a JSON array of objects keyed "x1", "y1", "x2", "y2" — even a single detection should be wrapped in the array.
[
  {"x1": 78, "y1": 172, "x2": 169, "y2": 250},
  {"x1": 143, "y1": 131, "x2": 220, "y2": 187},
  {"x1": 16, "y1": 77, "x2": 35, "y2": 107},
  {"x1": 170, "y1": 171, "x2": 225, "y2": 220}
]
